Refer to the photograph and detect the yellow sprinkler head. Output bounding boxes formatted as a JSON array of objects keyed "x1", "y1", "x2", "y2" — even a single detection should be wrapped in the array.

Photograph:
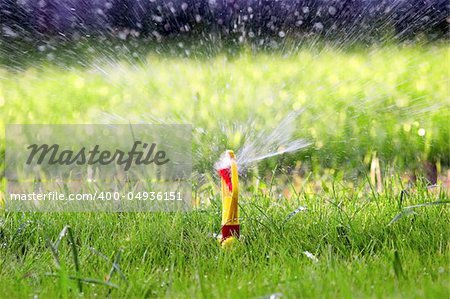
[{"x1": 216, "y1": 150, "x2": 240, "y2": 246}]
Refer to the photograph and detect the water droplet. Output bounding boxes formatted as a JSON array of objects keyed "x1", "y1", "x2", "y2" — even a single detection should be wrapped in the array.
[
  {"x1": 418, "y1": 128, "x2": 426, "y2": 136},
  {"x1": 313, "y1": 22, "x2": 324, "y2": 32},
  {"x1": 46, "y1": 53, "x2": 55, "y2": 61},
  {"x1": 2, "y1": 26, "x2": 17, "y2": 37},
  {"x1": 328, "y1": 6, "x2": 337, "y2": 16}
]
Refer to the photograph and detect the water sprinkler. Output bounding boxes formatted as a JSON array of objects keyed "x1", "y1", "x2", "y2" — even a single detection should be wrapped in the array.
[{"x1": 216, "y1": 150, "x2": 239, "y2": 246}]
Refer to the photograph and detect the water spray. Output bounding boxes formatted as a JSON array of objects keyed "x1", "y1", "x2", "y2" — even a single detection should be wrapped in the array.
[{"x1": 216, "y1": 150, "x2": 240, "y2": 247}]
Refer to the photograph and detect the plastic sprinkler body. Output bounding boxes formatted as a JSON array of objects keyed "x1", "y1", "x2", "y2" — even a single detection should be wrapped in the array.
[{"x1": 217, "y1": 150, "x2": 240, "y2": 244}]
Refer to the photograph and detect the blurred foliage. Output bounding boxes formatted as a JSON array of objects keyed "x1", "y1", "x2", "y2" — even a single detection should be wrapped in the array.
[{"x1": 0, "y1": 43, "x2": 448, "y2": 178}]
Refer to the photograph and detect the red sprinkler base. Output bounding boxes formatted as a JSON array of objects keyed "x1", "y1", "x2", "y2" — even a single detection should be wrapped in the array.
[{"x1": 221, "y1": 224, "x2": 240, "y2": 241}]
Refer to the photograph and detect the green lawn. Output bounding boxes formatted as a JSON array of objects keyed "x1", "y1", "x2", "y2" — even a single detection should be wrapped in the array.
[{"x1": 0, "y1": 43, "x2": 449, "y2": 298}]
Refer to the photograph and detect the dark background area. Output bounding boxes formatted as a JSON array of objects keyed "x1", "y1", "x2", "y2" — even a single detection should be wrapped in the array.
[{"x1": 1, "y1": 0, "x2": 448, "y2": 42}]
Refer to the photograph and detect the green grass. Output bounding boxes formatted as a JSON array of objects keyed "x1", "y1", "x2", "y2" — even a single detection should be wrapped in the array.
[
  {"x1": 0, "y1": 187, "x2": 448, "y2": 298},
  {"x1": 0, "y1": 43, "x2": 449, "y2": 298}
]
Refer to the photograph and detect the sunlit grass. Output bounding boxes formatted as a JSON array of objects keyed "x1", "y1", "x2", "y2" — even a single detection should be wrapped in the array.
[{"x1": 1, "y1": 44, "x2": 448, "y2": 174}]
